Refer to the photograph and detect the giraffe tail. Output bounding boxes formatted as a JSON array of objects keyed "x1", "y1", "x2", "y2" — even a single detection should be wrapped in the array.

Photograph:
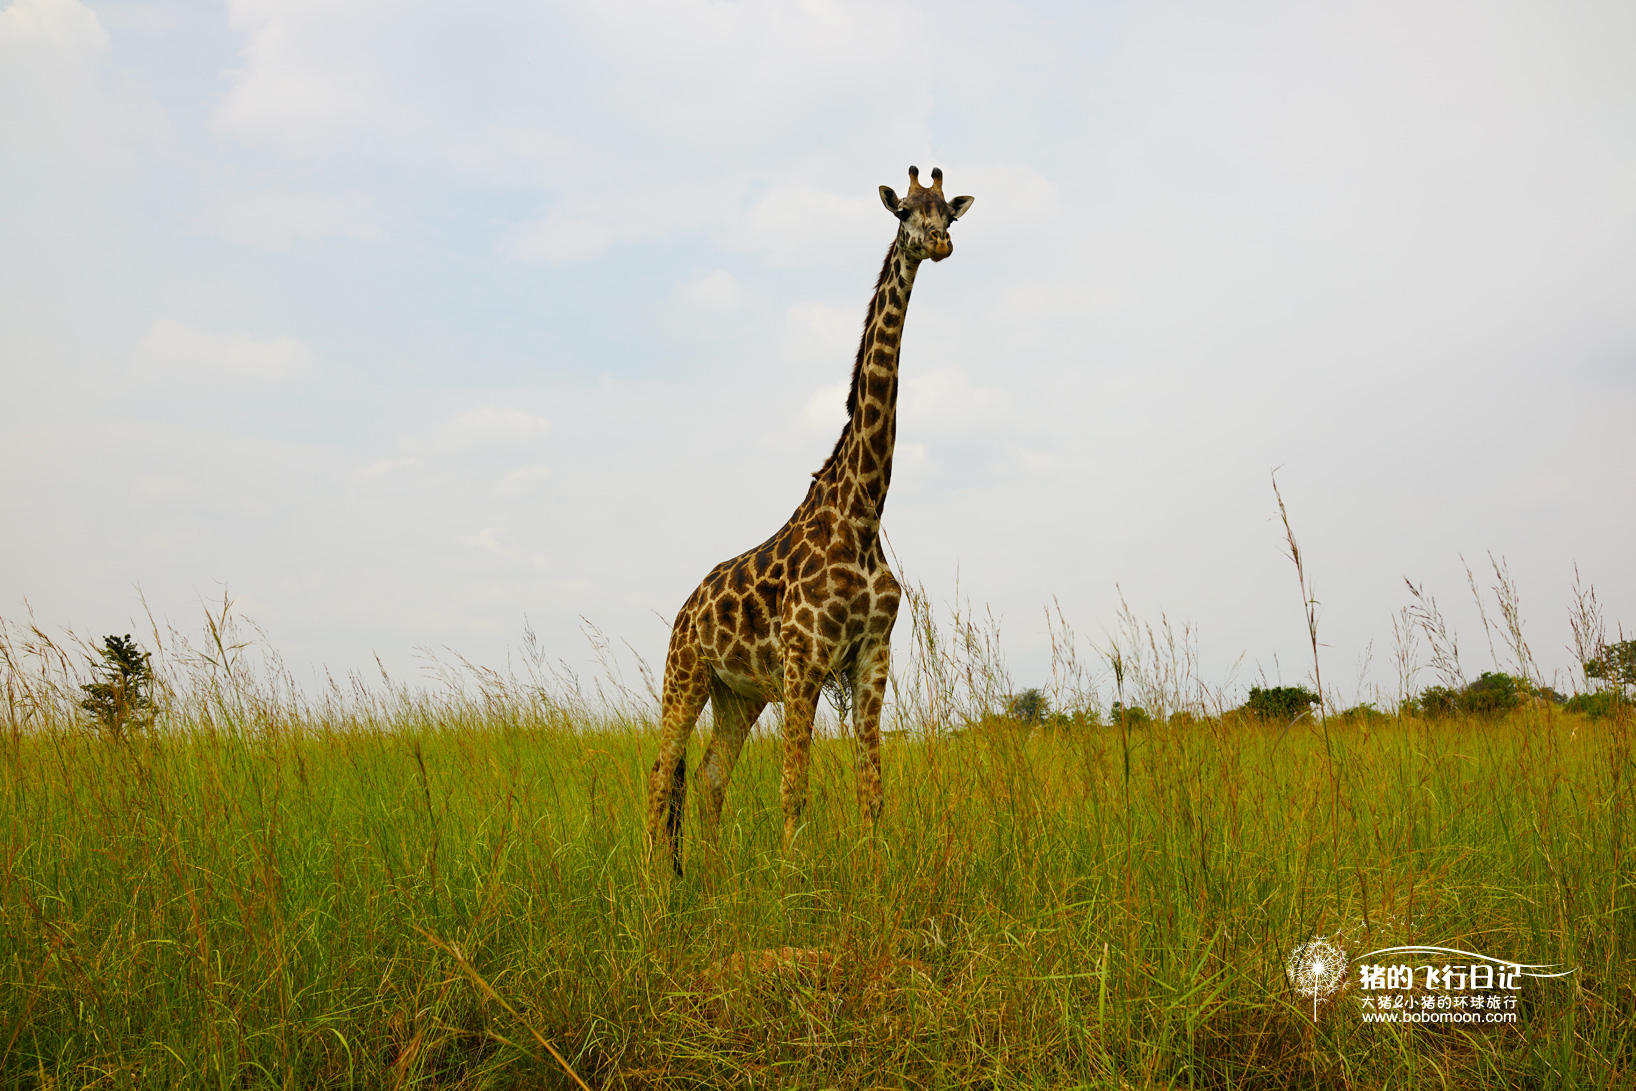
[{"x1": 664, "y1": 754, "x2": 687, "y2": 876}]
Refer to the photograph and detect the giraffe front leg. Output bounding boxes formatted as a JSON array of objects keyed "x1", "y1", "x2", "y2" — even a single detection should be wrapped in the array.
[
  {"x1": 851, "y1": 644, "x2": 890, "y2": 823},
  {"x1": 648, "y1": 631, "x2": 712, "y2": 876},
  {"x1": 780, "y1": 656, "x2": 824, "y2": 848}
]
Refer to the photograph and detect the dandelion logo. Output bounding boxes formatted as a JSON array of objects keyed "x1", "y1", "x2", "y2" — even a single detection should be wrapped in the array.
[{"x1": 1287, "y1": 936, "x2": 1348, "y2": 1020}]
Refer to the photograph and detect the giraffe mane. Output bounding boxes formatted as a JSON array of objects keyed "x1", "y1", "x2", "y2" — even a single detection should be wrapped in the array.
[{"x1": 813, "y1": 241, "x2": 897, "y2": 480}]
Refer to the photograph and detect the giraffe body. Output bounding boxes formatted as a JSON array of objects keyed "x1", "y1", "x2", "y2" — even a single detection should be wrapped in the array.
[{"x1": 648, "y1": 167, "x2": 973, "y2": 872}]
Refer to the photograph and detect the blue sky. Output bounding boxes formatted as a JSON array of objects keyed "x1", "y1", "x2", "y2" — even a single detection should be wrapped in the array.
[{"x1": 3, "y1": 0, "x2": 1633, "y2": 707}]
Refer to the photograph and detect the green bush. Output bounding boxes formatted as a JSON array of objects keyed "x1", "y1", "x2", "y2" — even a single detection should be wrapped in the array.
[
  {"x1": 1565, "y1": 691, "x2": 1633, "y2": 720},
  {"x1": 1242, "y1": 686, "x2": 1319, "y2": 722},
  {"x1": 1460, "y1": 671, "x2": 1524, "y2": 715},
  {"x1": 1414, "y1": 685, "x2": 1460, "y2": 718},
  {"x1": 1005, "y1": 688, "x2": 1050, "y2": 725},
  {"x1": 1111, "y1": 701, "x2": 1151, "y2": 726},
  {"x1": 1413, "y1": 672, "x2": 1553, "y2": 718},
  {"x1": 1042, "y1": 707, "x2": 1101, "y2": 730}
]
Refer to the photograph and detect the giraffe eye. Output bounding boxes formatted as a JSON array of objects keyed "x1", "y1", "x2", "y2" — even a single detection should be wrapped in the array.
[{"x1": 895, "y1": 208, "x2": 910, "y2": 222}]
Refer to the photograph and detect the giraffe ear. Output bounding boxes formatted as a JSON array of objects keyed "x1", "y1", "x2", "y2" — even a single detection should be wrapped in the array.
[
  {"x1": 879, "y1": 186, "x2": 902, "y2": 213},
  {"x1": 948, "y1": 195, "x2": 974, "y2": 221}
]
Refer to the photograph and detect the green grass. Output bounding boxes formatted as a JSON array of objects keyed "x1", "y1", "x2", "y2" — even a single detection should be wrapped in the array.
[{"x1": 1, "y1": 691, "x2": 1631, "y2": 1089}]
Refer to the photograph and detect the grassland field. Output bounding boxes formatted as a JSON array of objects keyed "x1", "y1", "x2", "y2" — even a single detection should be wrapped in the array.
[{"x1": 0, "y1": 604, "x2": 1632, "y2": 1090}]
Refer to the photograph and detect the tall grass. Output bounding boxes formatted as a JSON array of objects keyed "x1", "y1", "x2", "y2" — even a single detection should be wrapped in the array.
[{"x1": 1, "y1": 598, "x2": 1632, "y2": 1088}]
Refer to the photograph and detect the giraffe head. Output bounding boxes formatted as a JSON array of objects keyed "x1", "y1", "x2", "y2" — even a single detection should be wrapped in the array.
[{"x1": 879, "y1": 166, "x2": 973, "y2": 262}]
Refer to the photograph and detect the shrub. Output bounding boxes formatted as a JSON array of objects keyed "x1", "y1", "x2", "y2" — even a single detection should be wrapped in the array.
[
  {"x1": 1005, "y1": 688, "x2": 1050, "y2": 725},
  {"x1": 78, "y1": 634, "x2": 155, "y2": 738},
  {"x1": 1111, "y1": 701, "x2": 1150, "y2": 726},
  {"x1": 1242, "y1": 686, "x2": 1319, "y2": 722},
  {"x1": 1038, "y1": 707, "x2": 1101, "y2": 730},
  {"x1": 1061, "y1": 707, "x2": 1103, "y2": 729},
  {"x1": 1413, "y1": 673, "x2": 1535, "y2": 719},
  {"x1": 1460, "y1": 672, "x2": 1524, "y2": 716},
  {"x1": 1565, "y1": 691, "x2": 1633, "y2": 720},
  {"x1": 1414, "y1": 686, "x2": 1460, "y2": 718}
]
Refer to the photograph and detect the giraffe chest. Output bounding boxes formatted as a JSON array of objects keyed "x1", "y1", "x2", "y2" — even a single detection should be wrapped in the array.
[
  {"x1": 783, "y1": 561, "x2": 899, "y2": 655},
  {"x1": 693, "y1": 550, "x2": 900, "y2": 699}
]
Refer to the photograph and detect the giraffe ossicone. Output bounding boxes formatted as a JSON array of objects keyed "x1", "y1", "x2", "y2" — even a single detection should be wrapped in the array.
[{"x1": 646, "y1": 166, "x2": 974, "y2": 874}]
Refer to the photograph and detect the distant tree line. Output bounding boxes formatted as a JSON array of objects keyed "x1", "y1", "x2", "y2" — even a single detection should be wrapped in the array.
[{"x1": 995, "y1": 635, "x2": 1635, "y2": 729}]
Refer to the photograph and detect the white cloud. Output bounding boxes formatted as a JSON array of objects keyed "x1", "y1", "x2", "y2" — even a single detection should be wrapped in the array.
[
  {"x1": 795, "y1": 381, "x2": 848, "y2": 438},
  {"x1": 507, "y1": 210, "x2": 619, "y2": 263},
  {"x1": 781, "y1": 301, "x2": 860, "y2": 370},
  {"x1": 355, "y1": 408, "x2": 551, "y2": 487},
  {"x1": 457, "y1": 525, "x2": 551, "y2": 572},
  {"x1": 358, "y1": 457, "x2": 418, "y2": 480},
  {"x1": 460, "y1": 526, "x2": 506, "y2": 553},
  {"x1": 212, "y1": 0, "x2": 923, "y2": 158},
  {"x1": 737, "y1": 185, "x2": 886, "y2": 268},
  {"x1": 1503, "y1": 472, "x2": 1578, "y2": 510},
  {"x1": 141, "y1": 319, "x2": 316, "y2": 387},
  {"x1": 134, "y1": 475, "x2": 187, "y2": 498},
  {"x1": 207, "y1": 189, "x2": 381, "y2": 248},
  {"x1": 0, "y1": 0, "x2": 162, "y2": 165},
  {"x1": 497, "y1": 465, "x2": 551, "y2": 493},
  {"x1": 680, "y1": 271, "x2": 741, "y2": 311},
  {"x1": 144, "y1": 529, "x2": 198, "y2": 550},
  {"x1": 213, "y1": 0, "x2": 390, "y2": 150},
  {"x1": 431, "y1": 405, "x2": 550, "y2": 451},
  {"x1": 0, "y1": 0, "x2": 104, "y2": 53},
  {"x1": 901, "y1": 368, "x2": 1003, "y2": 431},
  {"x1": 208, "y1": 0, "x2": 931, "y2": 267},
  {"x1": 940, "y1": 162, "x2": 1056, "y2": 232},
  {"x1": 1008, "y1": 446, "x2": 1056, "y2": 474}
]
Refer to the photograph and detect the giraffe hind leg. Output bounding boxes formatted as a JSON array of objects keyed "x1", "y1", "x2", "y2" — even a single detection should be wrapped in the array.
[
  {"x1": 648, "y1": 621, "x2": 712, "y2": 876},
  {"x1": 699, "y1": 678, "x2": 765, "y2": 830}
]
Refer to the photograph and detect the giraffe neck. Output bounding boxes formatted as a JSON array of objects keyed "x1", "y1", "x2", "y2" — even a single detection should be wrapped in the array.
[{"x1": 817, "y1": 240, "x2": 922, "y2": 534}]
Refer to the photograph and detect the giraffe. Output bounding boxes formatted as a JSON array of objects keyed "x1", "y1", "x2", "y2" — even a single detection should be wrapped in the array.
[{"x1": 646, "y1": 166, "x2": 974, "y2": 874}]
